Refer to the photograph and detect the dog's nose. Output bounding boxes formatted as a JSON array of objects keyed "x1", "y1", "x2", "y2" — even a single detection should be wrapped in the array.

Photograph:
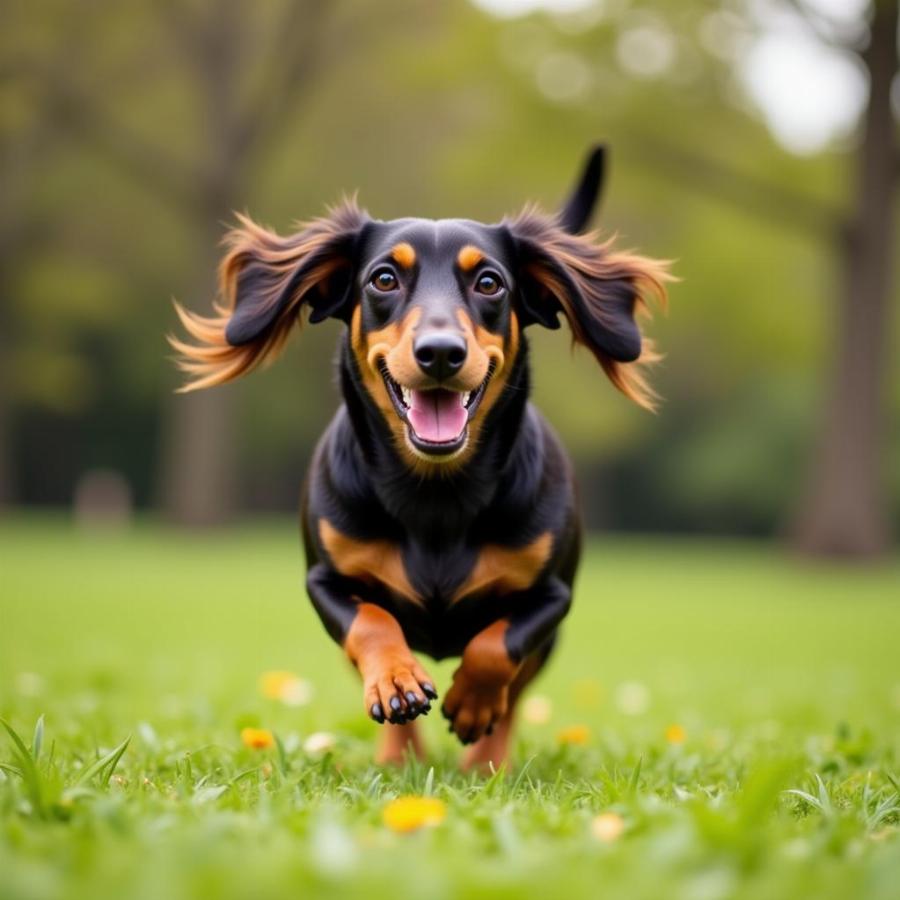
[{"x1": 413, "y1": 332, "x2": 467, "y2": 381}]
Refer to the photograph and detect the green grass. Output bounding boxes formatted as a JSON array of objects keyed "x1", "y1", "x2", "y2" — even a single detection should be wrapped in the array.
[{"x1": 1, "y1": 516, "x2": 899, "y2": 900}]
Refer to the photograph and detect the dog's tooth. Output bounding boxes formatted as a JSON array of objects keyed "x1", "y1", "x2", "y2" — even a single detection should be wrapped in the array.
[
  {"x1": 462, "y1": 391, "x2": 471, "y2": 407},
  {"x1": 401, "y1": 386, "x2": 412, "y2": 407}
]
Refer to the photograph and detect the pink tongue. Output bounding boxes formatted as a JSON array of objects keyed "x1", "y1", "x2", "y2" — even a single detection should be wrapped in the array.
[{"x1": 407, "y1": 389, "x2": 467, "y2": 443}]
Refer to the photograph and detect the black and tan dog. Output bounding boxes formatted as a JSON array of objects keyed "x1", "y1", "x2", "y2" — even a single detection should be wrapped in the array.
[{"x1": 170, "y1": 148, "x2": 670, "y2": 768}]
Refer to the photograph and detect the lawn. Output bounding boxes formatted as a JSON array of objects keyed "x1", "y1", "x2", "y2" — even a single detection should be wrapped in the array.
[{"x1": 1, "y1": 516, "x2": 899, "y2": 900}]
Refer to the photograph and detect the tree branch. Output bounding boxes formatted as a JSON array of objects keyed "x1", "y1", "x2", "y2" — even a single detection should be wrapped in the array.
[
  {"x1": 778, "y1": 0, "x2": 869, "y2": 51},
  {"x1": 231, "y1": 0, "x2": 331, "y2": 164},
  {"x1": 621, "y1": 131, "x2": 844, "y2": 238},
  {"x1": 53, "y1": 83, "x2": 203, "y2": 214}
]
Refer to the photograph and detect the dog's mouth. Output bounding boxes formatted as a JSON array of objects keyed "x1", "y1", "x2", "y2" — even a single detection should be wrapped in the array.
[{"x1": 379, "y1": 362, "x2": 493, "y2": 457}]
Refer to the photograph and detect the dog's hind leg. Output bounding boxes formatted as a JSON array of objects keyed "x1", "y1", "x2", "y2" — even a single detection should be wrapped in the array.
[
  {"x1": 377, "y1": 721, "x2": 426, "y2": 765},
  {"x1": 461, "y1": 637, "x2": 555, "y2": 772}
]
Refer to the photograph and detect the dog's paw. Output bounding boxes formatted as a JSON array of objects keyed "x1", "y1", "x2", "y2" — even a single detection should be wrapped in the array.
[
  {"x1": 441, "y1": 667, "x2": 509, "y2": 744},
  {"x1": 363, "y1": 655, "x2": 438, "y2": 725}
]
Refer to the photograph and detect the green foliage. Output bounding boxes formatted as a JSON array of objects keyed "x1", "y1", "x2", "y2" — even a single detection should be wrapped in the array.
[
  {"x1": 1, "y1": 518, "x2": 899, "y2": 898},
  {"x1": 3, "y1": 0, "x2": 898, "y2": 529}
]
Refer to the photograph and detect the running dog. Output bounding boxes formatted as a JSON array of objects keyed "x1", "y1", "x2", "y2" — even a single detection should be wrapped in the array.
[{"x1": 170, "y1": 147, "x2": 670, "y2": 768}]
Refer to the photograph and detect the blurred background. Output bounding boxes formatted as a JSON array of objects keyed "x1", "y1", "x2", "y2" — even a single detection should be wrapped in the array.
[{"x1": 1, "y1": 0, "x2": 897, "y2": 558}]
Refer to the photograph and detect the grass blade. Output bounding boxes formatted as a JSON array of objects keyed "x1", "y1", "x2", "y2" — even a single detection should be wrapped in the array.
[
  {"x1": 32, "y1": 715, "x2": 45, "y2": 761},
  {"x1": 0, "y1": 717, "x2": 45, "y2": 815},
  {"x1": 1, "y1": 717, "x2": 34, "y2": 763},
  {"x1": 76, "y1": 736, "x2": 131, "y2": 787},
  {"x1": 627, "y1": 756, "x2": 643, "y2": 798}
]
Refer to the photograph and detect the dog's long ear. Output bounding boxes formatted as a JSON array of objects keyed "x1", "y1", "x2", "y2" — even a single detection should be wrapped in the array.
[
  {"x1": 507, "y1": 208, "x2": 671, "y2": 410},
  {"x1": 557, "y1": 145, "x2": 606, "y2": 235},
  {"x1": 169, "y1": 200, "x2": 368, "y2": 392}
]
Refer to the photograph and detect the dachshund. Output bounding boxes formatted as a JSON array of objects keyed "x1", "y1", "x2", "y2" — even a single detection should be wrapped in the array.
[{"x1": 169, "y1": 147, "x2": 671, "y2": 769}]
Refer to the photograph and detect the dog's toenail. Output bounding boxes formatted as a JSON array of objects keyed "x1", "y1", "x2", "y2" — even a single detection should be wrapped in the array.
[
  {"x1": 371, "y1": 702, "x2": 384, "y2": 722},
  {"x1": 423, "y1": 683, "x2": 438, "y2": 699},
  {"x1": 390, "y1": 696, "x2": 402, "y2": 712}
]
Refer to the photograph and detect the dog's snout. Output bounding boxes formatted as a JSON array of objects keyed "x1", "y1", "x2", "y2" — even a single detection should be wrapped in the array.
[{"x1": 413, "y1": 332, "x2": 467, "y2": 381}]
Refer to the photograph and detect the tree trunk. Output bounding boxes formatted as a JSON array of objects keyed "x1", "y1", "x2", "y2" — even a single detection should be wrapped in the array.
[
  {"x1": 157, "y1": 0, "x2": 243, "y2": 527},
  {"x1": 790, "y1": 1, "x2": 897, "y2": 557},
  {"x1": 0, "y1": 300, "x2": 13, "y2": 510},
  {"x1": 157, "y1": 220, "x2": 239, "y2": 527},
  {"x1": 158, "y1": 382, "x2": 238, "y2": 527}
]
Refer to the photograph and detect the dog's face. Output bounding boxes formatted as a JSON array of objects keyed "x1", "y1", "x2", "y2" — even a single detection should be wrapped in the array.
[
  {"x1": 349, "y1": 219, "x2": 520, "y2": 465},
  {"x1": 170, "y1": 149, "x2": 671, "y2": 473}
]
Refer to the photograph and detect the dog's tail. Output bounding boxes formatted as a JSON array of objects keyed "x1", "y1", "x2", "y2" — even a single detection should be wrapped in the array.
[{"x1": 557, "y1": 145, "x2": 606, "y2": 235}]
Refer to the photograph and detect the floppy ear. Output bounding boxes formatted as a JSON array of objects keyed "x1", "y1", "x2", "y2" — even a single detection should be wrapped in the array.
[
  {"x1": 169, "y1": 200, "x2": 368, "y2": 392},
  {"x1": 507, "y1": 208, "x2": 671, "y2": 410},
  {"x1": 556, "y1": 144, "x2": 606, "y2": 235}
]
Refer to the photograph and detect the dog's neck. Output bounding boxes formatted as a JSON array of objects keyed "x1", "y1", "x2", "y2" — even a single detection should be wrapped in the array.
[{"x1": 338, "y1": 338, "x2": 533, "y2": 545}]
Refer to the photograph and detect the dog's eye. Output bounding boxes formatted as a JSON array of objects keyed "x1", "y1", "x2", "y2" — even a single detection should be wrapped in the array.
[
  {"x1": 475, "y1": 272, "x2": 503, "y2": 296},
  {"x1": 370, "y1": 268, "x2": 399, "y2": 292}
]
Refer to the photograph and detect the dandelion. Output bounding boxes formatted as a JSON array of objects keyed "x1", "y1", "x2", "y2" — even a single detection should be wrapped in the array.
[
  {"x1": 303, "y1": 732, "x2": 337, "y2": 754},
  {"x1": 383, "y1": 796, "x2": 447, "y2": 833},
  {"x1": 241, "y1": 727, "x2": 275, "y2": 750},
  {"x1": 591, "y1": 812, "x2": 625, "y2": 843},
  {"x1": 665, "y1": 723, "x2": 686, "y2": 745},
  {"x1": 259, "y1": 671, "x2": 314, "y2": 707},
  {"x1": 522, "y1": 695, "x2": 553, "y2": 725},
  {"x1": 557, "y1": 724, "x2": 591, "y2": 745}
]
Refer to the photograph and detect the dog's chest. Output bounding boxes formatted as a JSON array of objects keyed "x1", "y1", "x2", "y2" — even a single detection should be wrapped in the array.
[
  {"x1": 403, "y1": 536, "x2": 552, "y2": 609},
  {"x1": 319, "y1": 516, "x2": 551, "y2": 610}
]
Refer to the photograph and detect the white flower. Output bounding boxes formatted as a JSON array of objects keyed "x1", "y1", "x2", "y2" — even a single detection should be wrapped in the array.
[
  {"x1": 303, "y1": 732, "x2": 337, "y2": 754},
  {"x1": 614, "y1": 681, "x2": 649, "y2": 716},
  {"x1": 522, "y1": 695, "x2": 553, "y2": 724}
]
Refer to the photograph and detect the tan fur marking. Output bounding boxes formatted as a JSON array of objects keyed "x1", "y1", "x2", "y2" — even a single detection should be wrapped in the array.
[
  {"x1": 343, "y1": 602, "x2": 436, "y2": 725},
  {"x1": 457, "y1": 245, "x2": 484, "y2": 272},
  {"x1": 458, "y1": 308, "x2": 519, "y2": 449},
  {"x1": 450, "y1": 308, "x2": 497, "y2": 390},
  {"x1": 442, "y1": 619, "x2": 520, "y2": 744},
  {"x1": 352, "y1": 304, "x2": 516, "y2": 477},
  {"x1": 452, "y1": 532, "x2": 553, "y2": 604},
  {"x1": 390, "y1": 242, "x2": 417, "y2": 269},
  {"x1": 319, "y1": 518, "x2": 421, "y2": 606}
]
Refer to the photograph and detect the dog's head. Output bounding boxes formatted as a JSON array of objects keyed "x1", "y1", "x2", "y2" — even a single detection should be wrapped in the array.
[{"x1": 170, "y1": 148, "x2": 671, "y2": 471}]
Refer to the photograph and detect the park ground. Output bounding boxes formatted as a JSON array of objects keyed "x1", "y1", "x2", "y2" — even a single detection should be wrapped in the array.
[{"x1": 1, "y1": 516, "x2": 899, "y2": 900}]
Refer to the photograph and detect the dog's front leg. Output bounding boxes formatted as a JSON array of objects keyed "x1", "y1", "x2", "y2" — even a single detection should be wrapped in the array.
[
  {"x1": 306, "y1": 564, "x2": 437, "y2": 725},
  {"x1": 442, "y1": 577, "x2": 571, "y2": 746}
]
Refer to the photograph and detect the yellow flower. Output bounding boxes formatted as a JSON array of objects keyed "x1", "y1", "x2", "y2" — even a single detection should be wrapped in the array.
[
  {"x1": 591, "y1": 812, "x2": 625, "y2": 843},
  {"x1": 241, "y1": 727, "x2": 275, "y2": 750},
  {"x1": 665, "y1": 724, "x2": 686, "y2": 745},
  {"x1": 557, "y1": 724, "x2": 591, "y2": 745},
  {"x1": 382, "y1": 796, "x2": 447, "y2": 833},
  {"x1": 572, "y1": 678, "x2": 604, "y2": 709},
  {"x1": 258, "y1": 671, "x2": 313, "y2": 706}
]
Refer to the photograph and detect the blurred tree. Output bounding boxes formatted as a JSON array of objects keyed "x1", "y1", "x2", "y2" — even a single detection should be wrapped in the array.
[
  {"x1": 0, "y1": 0, "x2": 86, "y2": 509},
  {"x1": 61, "y1": 0, "x2": 339, "y2": 526},
  {"x1": 2, "y1": 0, "x2": 897, "y2": 541},
  {"x1": 789, "y1": 0, "x2": 897, "y2": 557},
  {"x1": 476, "y1": 0, "x2": 897, "y2": 556}
]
